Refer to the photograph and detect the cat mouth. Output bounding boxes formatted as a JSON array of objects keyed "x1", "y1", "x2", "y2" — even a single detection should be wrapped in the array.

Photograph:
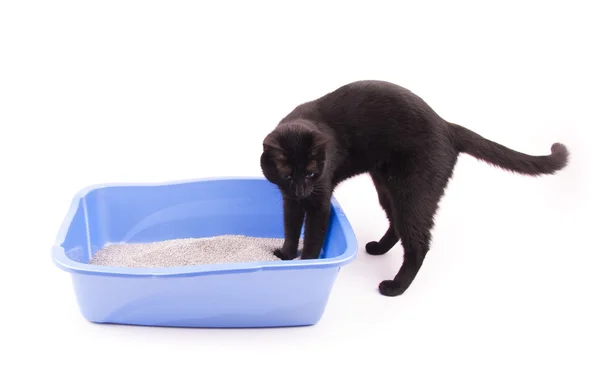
[{"x1": 285, "y1": 192, "x2": 312, "y2": 200}]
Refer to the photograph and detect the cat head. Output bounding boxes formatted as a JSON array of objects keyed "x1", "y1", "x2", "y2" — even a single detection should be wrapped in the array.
[{"x1": 260, "y1": 124, "x2": 331, "y2": 199}]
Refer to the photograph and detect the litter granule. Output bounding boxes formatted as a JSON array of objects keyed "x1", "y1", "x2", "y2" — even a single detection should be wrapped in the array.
[{"x1": 89, "y1": 235, "x2": 303, "y2": 268}]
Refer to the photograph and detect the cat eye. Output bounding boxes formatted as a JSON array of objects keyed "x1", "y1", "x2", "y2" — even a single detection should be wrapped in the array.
[
  {"x1": 282, "y1": 174, "x2": 292, "y2": 181},
  {"x1": 305, "y1": 172, "x2": 315, "y2": 179}
]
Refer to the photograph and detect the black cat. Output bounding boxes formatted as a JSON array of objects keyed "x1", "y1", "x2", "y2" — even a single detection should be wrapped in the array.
[{"x1": 260, "y1": 80, "x2": 569, "y2": 297}]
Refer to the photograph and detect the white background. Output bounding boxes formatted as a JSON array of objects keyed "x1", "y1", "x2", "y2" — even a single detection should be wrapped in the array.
[{"x1": 1, "y1": 1, "x2": 598, "y2": 376}]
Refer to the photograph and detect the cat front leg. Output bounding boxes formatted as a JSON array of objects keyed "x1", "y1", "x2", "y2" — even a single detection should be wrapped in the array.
[
  {"x1": 300, "y1": 203, "x2": 331, "y2": 260},
  {"x1": 274, "y1": 197, "x2": 305, "y2": 260}
]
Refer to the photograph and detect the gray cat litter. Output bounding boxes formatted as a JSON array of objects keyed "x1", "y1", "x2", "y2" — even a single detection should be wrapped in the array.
[{"x1": 89, "y1": 235, "x2": 303, "y2": 268}]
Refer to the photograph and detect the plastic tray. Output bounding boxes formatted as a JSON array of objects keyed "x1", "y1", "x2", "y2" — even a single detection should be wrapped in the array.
[{"x1": 52, "y1": 177, "x2": 357, "y2": 328}]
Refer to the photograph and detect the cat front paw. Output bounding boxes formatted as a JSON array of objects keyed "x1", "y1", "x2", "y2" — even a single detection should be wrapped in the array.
[{"x1": 274, "y1": 248, "x2": 296, "y2": 260}]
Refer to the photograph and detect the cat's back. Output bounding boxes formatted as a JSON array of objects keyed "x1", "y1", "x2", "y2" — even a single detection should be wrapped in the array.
[
  {"x1": 277, "y1": 80, "x2": 450, "y2": 166},
  {"x1": 279, "y1": 80, "x2": 448, "y2": 151},
  {"x1": 331, "y1": 80, "x2": 414, "y2": 97},
  {"x1": 282, "y1": 80, "x2": 434, "y2": 122},
  {"x1": 313, "y1": 80, "x2": 444, "y2": 131},
  {"x1": 321, "y1": 79, "x2": 414, "y2": 99}
]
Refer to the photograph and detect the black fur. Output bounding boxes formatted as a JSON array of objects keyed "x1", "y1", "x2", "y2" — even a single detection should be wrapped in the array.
[{"x1": 260, "y1": 80, "x2": 569, "y2": 297}]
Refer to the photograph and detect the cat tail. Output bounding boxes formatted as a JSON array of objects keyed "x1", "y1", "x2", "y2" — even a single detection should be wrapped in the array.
[{"x1": 448, "y1": 122, "x2": 569, "y2": 176}]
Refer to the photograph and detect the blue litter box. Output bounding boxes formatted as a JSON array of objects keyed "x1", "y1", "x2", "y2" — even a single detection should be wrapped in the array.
[{"x1": 52, "y1": 177, "x2": 357, "y2": 328}]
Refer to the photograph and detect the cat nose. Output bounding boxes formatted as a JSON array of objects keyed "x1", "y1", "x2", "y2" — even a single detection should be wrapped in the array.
[{"x1": 295, "y1": 186, "x2": 306, "y2": 197}]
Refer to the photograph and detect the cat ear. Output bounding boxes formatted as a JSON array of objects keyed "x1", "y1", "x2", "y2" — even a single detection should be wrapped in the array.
[
  {"x1": 263, "y1": 134, "x2": 283, "y2": 152},
  {"x1": 263, "y1": 134, "x2": 287, "y2": 163},
  {"x1": 309, "y1": 132, "x2": 331, "y2": 156},
  {"x1": 313, "y1": 132, "x2": 332, "y2": 148}
]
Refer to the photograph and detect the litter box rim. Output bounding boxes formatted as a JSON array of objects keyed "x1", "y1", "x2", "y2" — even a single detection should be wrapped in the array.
[{"x1": 51, "y1": 176, "x2": 358, "y2": 278}]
